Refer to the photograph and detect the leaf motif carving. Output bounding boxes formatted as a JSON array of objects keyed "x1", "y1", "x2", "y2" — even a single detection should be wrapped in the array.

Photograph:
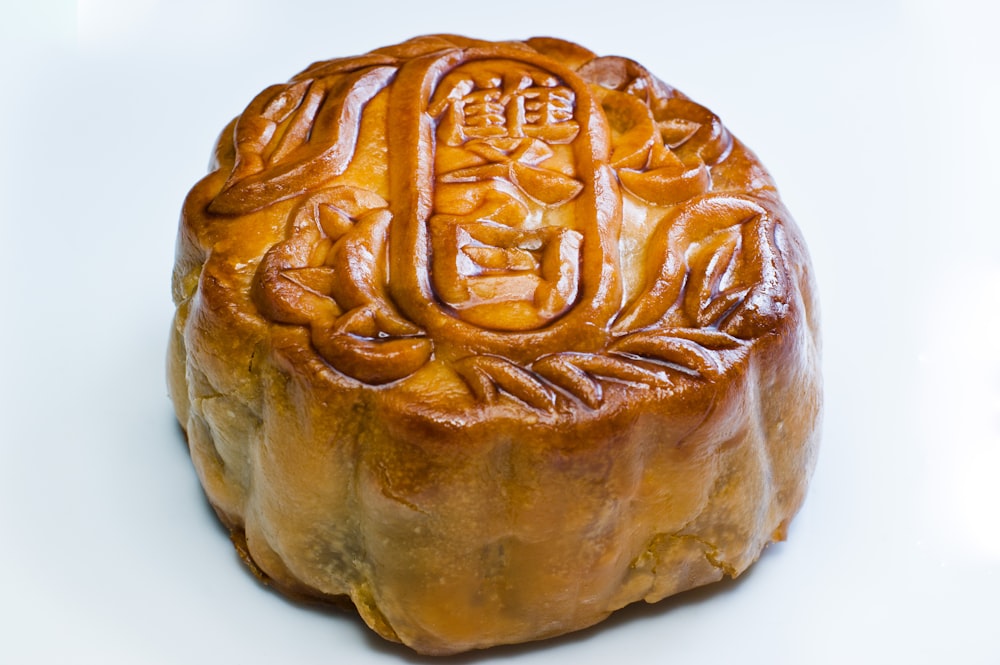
[
  {"x1": 610, "y1": 332, "x2": 723, "y2": 378},
  {"x1": 209, "y1": 66, "x2": 397, "y2": 215},
  {"x1": 528, "y1": 328, "x2": 747, "y2": 409},
  {"x1": 532, "y1": 355, "x2": 603, "y2": 409},
  {"x1": 719, "y1": 217, "x2": 789, "y2": 339},
  {"x1": 530, "y1": 352, "x2": 675, "y2": 410},
  {"x1": 683, "y1": 225, "x2": 750, "y2": 328},
  {"x1": 281, "y1": 267, "x2": 338, "y2": 299},
  {"x1": 613, "y1": 196, "x2": 771, "y2": 335},
  {"x1": 311, "y1": 324, "x2": 432, "y2": 386},
  {"x1": 617, "y1": 153, "x2": 711, "y2": 206},
  {"x1": 255, "y1": 187, "x2": 431, "y2": 383},
  {"x1": 658, "y1": 97, "x2": 733, "y2": 166},
  {"x1": 557, "y1": 354, "x2": 671, "y2": 386},
  {"x1": 509, "y1": 162, "x2": 584, "y2": 206},
  {"x1": 453, "y1": 356, "x2": 556, "y2": 411}
]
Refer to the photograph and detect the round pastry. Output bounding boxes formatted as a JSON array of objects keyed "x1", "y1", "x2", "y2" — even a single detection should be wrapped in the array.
[{"x1": 168, "y1": 34, "x2": 821, "y2": 655}]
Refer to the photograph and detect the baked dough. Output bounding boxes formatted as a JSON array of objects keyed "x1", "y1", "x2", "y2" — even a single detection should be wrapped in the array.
[{"x1": 168, "y1": 34, "x2": 821, "y2": 655}]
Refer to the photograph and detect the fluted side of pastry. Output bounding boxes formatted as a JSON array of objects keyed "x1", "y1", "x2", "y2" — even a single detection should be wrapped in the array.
[{"x1": 168, "y1": 34, "x2": 820, "y2": 655}]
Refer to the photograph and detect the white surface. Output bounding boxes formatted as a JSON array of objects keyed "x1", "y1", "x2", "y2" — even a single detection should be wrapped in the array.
[{"x1": 2, "y1": 1, "x2": 998, "y2": 663}]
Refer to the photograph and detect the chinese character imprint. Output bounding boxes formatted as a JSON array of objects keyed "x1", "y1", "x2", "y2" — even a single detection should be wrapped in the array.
[{"x1": 427, "y1": 61, "x2": 587, "y2": 331}]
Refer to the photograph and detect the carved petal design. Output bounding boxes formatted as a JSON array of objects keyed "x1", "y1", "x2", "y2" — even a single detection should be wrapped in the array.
[
  {"x1": 577, "y1": 56, "x2": 676, "y2": 107},
  {"x1": 593, "y1": 84, "x2": 714, "y2": 207},
  {"x1": 524, "y1": 37, "x2": 598, "y2": 71},
  {"x1": 532, "y1": 354, "x2": 603, "y2": 409},
  {"x1": 210, "y1": 67, "x2": 397, "y2": 214},
  {"x1": 610, "y1": 332, "x2": 723, "y2": 378},
  {"x1": 291, "y1": 53, "x2": 399, "y2": 83},
  {"x1": 683, "y1": 225, "x2": 748, "y2": 328},
  {"x1": 311, "y1": 323, "x2": 432, "y2": 386},
  {"x1": 659, "y1": 97, "x2": 733, "y2": 166},
  {"x1": 326, "y1": 209, "x2": 420, "y2": 336},
  {"x1": 597, "y1": 88, "x2": 657, "y2": 170},
  {"x1": 613, "y1": 196, "x2": 772, "y2": 335},
  {"x1": 618, "y1": 153, "x2": 711, "y2": 206},
  {"x1": 652, "y1": 327, "x2": 746, "y2": 350},
  {"x1": 509, "y1": 162, "x2": 584, "y2": 206},
  {"x1": 565, "y1": 354, "x2": 671, "y2": 385},
  {"x1": 453, "y1": 356, "x2": 556, "y2": 410},
  {"x1": 281, "y1": 267, "x2": 339, "y2": 299},
  {"x1": 720, "y1": 216, "x2": 790, "y2": 339},
  {"x1": 531, "y1": 353, "x2": 673, "y2": 409},
  {"x1": 255, "y1": 187, "x2": 431, "y2": 383}
]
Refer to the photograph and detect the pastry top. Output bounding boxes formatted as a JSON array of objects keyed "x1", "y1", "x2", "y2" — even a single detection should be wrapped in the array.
[{"x1": 173, "y1": 34, "x2": 816, "y2": 427}]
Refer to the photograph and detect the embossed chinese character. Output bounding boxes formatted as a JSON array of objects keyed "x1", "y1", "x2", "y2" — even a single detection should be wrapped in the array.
[
  {"x1": 433, "y1": 70, "x2": 579, "y2": 148},
  {"x1": 427, "y1": 61, "x2": 587, "y2": 331}
]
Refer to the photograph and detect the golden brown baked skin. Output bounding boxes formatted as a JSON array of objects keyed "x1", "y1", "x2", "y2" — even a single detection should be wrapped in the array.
[{"x1": 168, "y1": 34, "x2": 821, "y2": 655}]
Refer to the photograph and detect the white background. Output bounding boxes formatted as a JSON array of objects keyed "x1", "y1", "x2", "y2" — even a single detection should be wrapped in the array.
[{"x1": 2, "y1": 1, "x2": 998, "y2": 663}]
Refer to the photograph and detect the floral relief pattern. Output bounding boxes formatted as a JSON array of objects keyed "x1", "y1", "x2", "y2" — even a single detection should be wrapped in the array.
[{"x1": 217, "y1": 37, "x2": 789, "y2": 410}]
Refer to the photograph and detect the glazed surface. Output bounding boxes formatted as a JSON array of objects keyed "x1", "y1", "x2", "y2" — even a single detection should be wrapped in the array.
[{"x1": 168, "y1": 34, "x2": 821, "y2": 655}]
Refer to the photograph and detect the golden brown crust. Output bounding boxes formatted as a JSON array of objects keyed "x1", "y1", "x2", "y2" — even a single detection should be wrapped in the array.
[{"x1": 168, "y1": 35, "x2": 821, "y2": 655}]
